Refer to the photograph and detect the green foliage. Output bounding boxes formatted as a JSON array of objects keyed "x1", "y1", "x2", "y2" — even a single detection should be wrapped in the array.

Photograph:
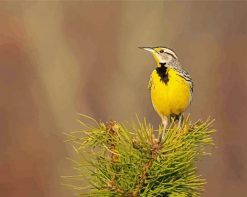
[{"x1": 63, "y1": 115, "x2": 215, "y2": 197}]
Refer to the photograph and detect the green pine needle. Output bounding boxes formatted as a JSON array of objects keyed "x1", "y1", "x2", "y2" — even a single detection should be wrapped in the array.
[{"x1": 63, "y1": 115, "x2": 215, "y2": 197}]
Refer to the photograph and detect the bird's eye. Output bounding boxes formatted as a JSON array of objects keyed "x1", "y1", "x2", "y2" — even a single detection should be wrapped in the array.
[{"x1": 160, "y1": 50, "x2": 164, "y2": 53}]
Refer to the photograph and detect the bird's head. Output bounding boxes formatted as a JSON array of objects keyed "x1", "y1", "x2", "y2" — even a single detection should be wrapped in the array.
[{"x1": 139, "y1": 46, "x2": 177, "y2": 67}]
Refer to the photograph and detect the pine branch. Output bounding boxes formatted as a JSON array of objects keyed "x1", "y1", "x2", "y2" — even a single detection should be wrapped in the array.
[
  {"x1": 63, "y1": 115, "x2": 215, "y2": 197},
  {"x1": 132, "y1": 137, "x2": 161, "y2": 197}
]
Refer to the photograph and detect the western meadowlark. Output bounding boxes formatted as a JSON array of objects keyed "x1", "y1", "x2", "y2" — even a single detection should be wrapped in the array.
[{"x1": 139, "y1": 47, "x2": 193, "y2": 142}]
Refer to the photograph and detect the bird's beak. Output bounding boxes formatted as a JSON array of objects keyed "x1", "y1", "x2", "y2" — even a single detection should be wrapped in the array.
[{"x1": 138, "y1": 47, "x2": 154, "y2": 53}]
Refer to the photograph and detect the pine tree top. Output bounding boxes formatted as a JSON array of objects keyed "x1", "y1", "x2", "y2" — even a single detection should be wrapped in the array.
[{"x1": 62, "y1": 115, "x2": 215, "y2": 197}]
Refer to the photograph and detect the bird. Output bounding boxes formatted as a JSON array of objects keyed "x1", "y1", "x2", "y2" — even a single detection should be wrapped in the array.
[{"x1": 139, "y1": 47, "x2": 193, "y2": 142}]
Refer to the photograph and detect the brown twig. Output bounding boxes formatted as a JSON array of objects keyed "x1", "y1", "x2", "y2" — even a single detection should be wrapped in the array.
[
  {"x1": 105, "y1": 120, "x2": 122, "y2": 193},
  {"x1": 131, "y1": 139, "x2": 161, "y2": 196}
]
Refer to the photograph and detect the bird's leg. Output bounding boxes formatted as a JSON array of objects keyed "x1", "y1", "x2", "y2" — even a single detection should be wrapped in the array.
[
  {"x1": 178, "y1": 114, "x2": 184, "y2": 128},
  {"x1": 159, "y1": 116, "x2": 168, "y2": 143}
]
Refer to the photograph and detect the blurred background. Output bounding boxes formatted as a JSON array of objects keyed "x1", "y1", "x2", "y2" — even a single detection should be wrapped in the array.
[{"x1": 0, "y1": 1, "x2": 246, "y2": 197}]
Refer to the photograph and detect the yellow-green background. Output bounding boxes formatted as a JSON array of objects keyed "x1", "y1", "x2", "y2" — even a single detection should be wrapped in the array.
[{"x1": 0, "y1": 1, "x2": 246, "y2": 197}]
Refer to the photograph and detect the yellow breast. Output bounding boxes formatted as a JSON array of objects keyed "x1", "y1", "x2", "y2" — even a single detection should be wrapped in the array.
[{"x1": 150, "y1": 68, "x2": 192, "y2": 118}]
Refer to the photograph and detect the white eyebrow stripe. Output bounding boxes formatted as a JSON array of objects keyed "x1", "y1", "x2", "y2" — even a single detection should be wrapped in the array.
[{"x1": 163, "y1": 48, "x2": 178, "y2": 59}]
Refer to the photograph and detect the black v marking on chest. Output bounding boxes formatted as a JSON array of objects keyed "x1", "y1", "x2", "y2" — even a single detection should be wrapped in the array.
[{"x1": 156, "y1": 63, "x2": 169, "y2": 84}]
